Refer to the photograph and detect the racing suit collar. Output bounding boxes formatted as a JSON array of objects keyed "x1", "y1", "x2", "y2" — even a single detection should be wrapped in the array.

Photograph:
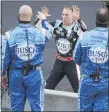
[
  {"x1": 63, "y1": 22, "x2": 75, "y2": 31},
  {"x1": 19, "y1": 22, "x2": 32, "y2": 28},
  {"x1": 95, "y1": 27, "x2": 108, "y2": 31}
]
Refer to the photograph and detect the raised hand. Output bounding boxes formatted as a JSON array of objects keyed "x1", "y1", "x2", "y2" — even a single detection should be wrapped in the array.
[
  {"x1": 72, "y1": 5, "x2": 80, "y2": 21},
  {"x1": 36, "y1": 6, "x2": 51, "y2": 20},
  {"x1": 40, "y1": 6, "x2": 51, "y2": 17}
]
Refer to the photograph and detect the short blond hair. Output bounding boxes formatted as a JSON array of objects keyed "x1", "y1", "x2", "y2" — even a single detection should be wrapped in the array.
[{"x1": 63, "y1": 6, "x2": 73, "y2": 12}]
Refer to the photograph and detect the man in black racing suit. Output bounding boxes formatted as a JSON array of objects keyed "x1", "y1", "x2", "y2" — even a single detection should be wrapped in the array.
[{"x1": 35, "y1": 6, "x2": 87, "y2": 93}]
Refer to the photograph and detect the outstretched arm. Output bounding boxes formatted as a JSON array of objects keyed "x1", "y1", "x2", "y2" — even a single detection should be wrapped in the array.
[
  {"x1": 34, "y1": 6, "x2": 54, "y2": 41},
  {"x1": 1, "y1": 32, "x2": 11, "y2": 89},
  {"x1": 72, "y1": 5, "x2": 87, "y2": 36}
]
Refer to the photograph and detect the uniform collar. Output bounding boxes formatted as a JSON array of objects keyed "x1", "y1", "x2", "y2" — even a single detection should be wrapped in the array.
[
  {"x1": 63, "y1": 22, "x2": 75, "y2": 31},
  {"x1": 95, "y1": 27, "x2": 108, "y2": 31},
  {"x1": 19, "y1": 21, "x2": 32, "y2": 28}
]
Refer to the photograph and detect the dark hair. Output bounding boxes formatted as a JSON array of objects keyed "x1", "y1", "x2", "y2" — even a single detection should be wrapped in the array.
[{"x1": 96, "y1": 8, "x2": 108, "y2": 27}]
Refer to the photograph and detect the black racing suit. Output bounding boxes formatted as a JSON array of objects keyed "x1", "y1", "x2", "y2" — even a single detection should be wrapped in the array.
[{"x1": 45, "y1": 20, "x2": 87, "y2": 93}]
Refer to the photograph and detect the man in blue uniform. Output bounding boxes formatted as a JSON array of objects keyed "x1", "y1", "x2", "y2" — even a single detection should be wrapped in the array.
[
  {"x1": 35, "y1": 6, "x2": 87, "y2": 93},
  {"x1": 73, "y1": 8, "x2": 108, "y2": 111},
  {"x1": 1, "y1": 5, "x2": 52, "y2": 111},
  {"x1": 1, "y1": 34, "x2": 9, "y2": 98},
  {"x1": 0, "y1": 23, "x2": 6, "y2": 73}
]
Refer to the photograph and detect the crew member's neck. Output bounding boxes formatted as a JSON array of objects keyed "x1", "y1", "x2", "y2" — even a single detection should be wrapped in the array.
[{"x1": 19, "y1": 21, "x2": 30, "y2": 24}]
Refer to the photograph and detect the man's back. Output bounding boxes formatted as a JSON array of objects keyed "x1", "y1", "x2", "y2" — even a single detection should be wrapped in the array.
[
  {"x1": 73, "y1": 8, "x2": 108, "y2": 111},
  {"x1": 74, "y1": 27, "x2": 108, "y2": 77},
  {"x1": 3, "y1": 23, "x2": 46, "y2": 69}
]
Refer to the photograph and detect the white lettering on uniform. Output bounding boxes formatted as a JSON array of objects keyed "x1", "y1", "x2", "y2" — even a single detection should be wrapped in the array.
[
  {"x1": 56, "y1": 38, "x2": 71, "y2": 54},
  {"x1": 88, "y1": 45, "x2": 108, "y2": 63},
  {"x1": 15, "y1": 41, "x2": 37, "y2": 61}
]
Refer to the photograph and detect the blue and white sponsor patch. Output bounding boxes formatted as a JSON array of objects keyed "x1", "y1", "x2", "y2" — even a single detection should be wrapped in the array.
[
  {"x1": 15, "y1": 41, "x2": 37, "y2": 61},
  {"x1": 88, "y1": 45, "x2": 108, "y2": 63}
]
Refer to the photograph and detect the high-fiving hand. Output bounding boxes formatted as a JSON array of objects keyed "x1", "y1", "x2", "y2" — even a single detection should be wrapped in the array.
[
  {"x1": 72, "y1": 5, "x2": 80, "y2": 21},
  {"x1": 36, "y1": 6, "x2": 51, "y2": 20},
  {"x1": 40, "y1": 6, "x2": 51, "y2": 17}
]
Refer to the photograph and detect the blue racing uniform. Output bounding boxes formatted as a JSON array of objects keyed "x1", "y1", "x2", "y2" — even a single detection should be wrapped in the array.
[
  {"x1": 2, "y1": 20, "x2": 52, "y2": 111},
  {"x1": 73, "y1": 27, "x2": 108, "y2": 111},
  {"x1": 1, "y1": 35, "x2": 7, "y2": 73}
]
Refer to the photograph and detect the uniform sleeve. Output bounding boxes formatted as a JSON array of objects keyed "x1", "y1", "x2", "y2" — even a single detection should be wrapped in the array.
[
  {"x1": 35, "y1": 19, "x2": 54, "y2": 42},
  {"x1": 77, "y1": 19, "x2": 87, "y2": 32},
  {"x1": 41, "y1": 20, "x2": 54, "y2": 42},
  {"x1": 73, "y1": 35, "x2": 82, "y2": 65},
  {"x1": 2, "y1": 34, "x2": 11, "y2": 76},
  {"x1": 76, "y1": 19, "x2": 87, "y2": 37},
  {"x1": 1, "y1": 35, "x2": 7, "y2": 64}
]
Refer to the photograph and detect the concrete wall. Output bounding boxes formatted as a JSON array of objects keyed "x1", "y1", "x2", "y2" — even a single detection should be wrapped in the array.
[
  {"x1": 44, "y1": 89, "x2": 78, "y2": 111},
  {"x1": 2, "y1": 89, "x2": 78, "y2": 111}
]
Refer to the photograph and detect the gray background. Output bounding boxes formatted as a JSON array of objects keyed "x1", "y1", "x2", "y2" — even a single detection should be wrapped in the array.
[{"x1": 1, "y1": 1, "x2": 103, "y2": 92}]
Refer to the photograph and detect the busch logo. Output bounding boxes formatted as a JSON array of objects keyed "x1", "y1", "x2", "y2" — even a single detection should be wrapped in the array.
[
  {"x1": 88, "y1": 45, "x2": 108, "y2": 63},
  {"x1": 56, "y1": 38, "x2": 71, "y2": 54},
  {"x1": 16, "y1": 41, "x2": 37, "y2": 60}
]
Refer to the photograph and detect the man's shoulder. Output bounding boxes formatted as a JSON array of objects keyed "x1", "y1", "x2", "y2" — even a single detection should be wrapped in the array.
[
  {"x1": 79, "y1": 31, "x2": 90, "y2": 45},
  {"x1": 53, "y1": 20, "x2": 63, "y2": 28},
  {"x1": 83, "y1": 29, "x2": 95, "y2": 37},
  {"x1": 5, "y1": 29, "x2": 14, "y2": 40},
  {"x1": 10, "y1": 25, "x2": 41, "y2": 33}
]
